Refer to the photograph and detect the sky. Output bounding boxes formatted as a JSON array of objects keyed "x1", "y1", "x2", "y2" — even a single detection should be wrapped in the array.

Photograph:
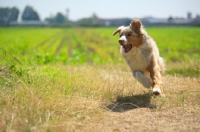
[{"x1": 1, "y1": 0, "x2": 200, "y2": 21}]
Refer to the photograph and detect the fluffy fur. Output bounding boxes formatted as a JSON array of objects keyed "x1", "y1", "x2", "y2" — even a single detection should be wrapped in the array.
[{"x1": 113, "y1": 19, "x2": 165, "y2": 96}]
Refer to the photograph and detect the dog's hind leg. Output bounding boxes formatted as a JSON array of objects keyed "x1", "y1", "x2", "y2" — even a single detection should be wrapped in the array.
[
  {"x1": 148, "y1": 55, "x2": 165, "y2": 97},
  {"x1": 133, "y1": 71, "x2": 151, "y2": 88}
]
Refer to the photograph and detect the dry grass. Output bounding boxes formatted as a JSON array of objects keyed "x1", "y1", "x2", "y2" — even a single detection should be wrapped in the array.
[{"x1": 0, "y1": 64, "x2": 200, "y2": 132}]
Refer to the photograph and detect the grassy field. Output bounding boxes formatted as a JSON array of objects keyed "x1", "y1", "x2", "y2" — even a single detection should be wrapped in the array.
[{"x1": 0, "y1": 27, "x2": 200, "y2": 131}]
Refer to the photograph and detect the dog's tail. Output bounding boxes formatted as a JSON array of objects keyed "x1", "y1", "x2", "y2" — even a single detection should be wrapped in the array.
[{"x1": 158, "y1": 57, "x2": 166, "y2": 74}]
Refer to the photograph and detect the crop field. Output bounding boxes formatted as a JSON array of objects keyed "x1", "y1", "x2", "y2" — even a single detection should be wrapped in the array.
[{"x1": 0, "y1": 27, "x2": 200, "y2": 131}]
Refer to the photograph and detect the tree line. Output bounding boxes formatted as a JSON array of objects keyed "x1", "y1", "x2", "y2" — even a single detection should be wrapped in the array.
[
  {"x1": 0, "y1": 7, "x2": 19, "y2": 25},
  {"x1": 0, "y1": 5, "x2": 68, "y2": 25}
]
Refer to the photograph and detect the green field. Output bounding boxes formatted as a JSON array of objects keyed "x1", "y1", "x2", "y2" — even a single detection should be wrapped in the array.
[
  {"x1": 0, "y1": 27, "x2": 200, "y2": 131},
  {"x1": 1, "y1": 27, "x2": 200, "y2": 65}
]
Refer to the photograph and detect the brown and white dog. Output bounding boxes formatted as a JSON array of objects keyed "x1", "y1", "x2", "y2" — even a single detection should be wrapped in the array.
[{"x1": 113, "y1": 19, "x2": 165, "y2": 96}]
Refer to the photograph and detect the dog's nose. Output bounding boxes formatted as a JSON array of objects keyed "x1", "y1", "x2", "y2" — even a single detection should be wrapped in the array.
[{"x1": 118, "y1": 40, "x2": 124, "y2": 45}]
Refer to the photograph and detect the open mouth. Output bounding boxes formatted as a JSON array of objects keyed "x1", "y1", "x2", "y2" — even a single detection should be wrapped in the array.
[{"x1": 123, "y1": 44, "x2": 132, "y2": 53}]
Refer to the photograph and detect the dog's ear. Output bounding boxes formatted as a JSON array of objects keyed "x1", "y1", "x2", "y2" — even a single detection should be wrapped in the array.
[
  {"x1": 130, "y1": 19, "x2": 142, "y2": 35},
  {"x1": 112, "y1": 26, "x2": 124, "y2": 36}
]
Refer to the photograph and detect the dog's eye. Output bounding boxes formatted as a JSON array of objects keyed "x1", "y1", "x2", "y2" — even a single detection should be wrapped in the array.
[{"x1": 127, "y1": 33, "x2": 132, "y2": 37}]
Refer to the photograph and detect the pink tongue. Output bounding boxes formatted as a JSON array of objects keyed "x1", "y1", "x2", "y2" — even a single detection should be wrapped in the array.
[
  {"x1": 124, "y1": 44, "x2": 132, "y2": 53},
  {"x1": 125, "y1": 48, "x2": 129, "y2": 53}
]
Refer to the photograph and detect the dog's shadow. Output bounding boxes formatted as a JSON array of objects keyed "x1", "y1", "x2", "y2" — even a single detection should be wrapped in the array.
[{"x1": 107, "y1": 92, "x2": 156, "y2": 112}]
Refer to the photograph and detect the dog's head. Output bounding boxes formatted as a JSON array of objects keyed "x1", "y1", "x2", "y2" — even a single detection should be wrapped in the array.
[{"x1": 113, "y1": 19, "x2": 144, "y2": 53}]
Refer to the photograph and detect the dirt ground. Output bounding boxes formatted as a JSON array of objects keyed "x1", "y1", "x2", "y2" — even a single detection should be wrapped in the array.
[
  {"x1": 74, "y1": 75, "x2": 200, "y2": 132},
  {"x1": 82, "y1": 106, "x2": 200, "y2": 132}
]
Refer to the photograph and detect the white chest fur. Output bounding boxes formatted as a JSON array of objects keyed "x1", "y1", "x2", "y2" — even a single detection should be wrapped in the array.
[{"x1": 121, "y1": 46, "x2": 151, "y2": 72}]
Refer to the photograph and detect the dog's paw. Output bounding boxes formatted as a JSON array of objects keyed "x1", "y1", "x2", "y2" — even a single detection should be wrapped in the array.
[{"x1": 152, "y1": 88, "x2": 165, "y2": 97}]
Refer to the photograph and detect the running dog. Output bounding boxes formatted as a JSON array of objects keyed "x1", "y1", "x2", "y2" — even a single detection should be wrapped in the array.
[{"x1": 113, "y1": 19, "x2": 165, "y2": 96}]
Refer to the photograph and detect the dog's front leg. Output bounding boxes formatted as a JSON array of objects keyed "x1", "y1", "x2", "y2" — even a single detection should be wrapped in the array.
[
  {"x1": 132, "y1": 71, "x2": 151, "y2": 88},
  {"x1": 148, "y1": 55, "x2": 164, "y2": 96}
]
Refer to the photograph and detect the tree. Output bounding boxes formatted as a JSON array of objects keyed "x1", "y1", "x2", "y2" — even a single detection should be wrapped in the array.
[
  {"x1": 45, "y1": 12, "x2": 66, "y2": 24},
  {"x1": 22, "y1": 6, "x2": 40, "y2": 21},
  {"x1": 168, "y1": 16, "x2": 173, "y2": 23},
  {"x1": 45, "y1": 17, "x2": 55, "y2": 24},
  {"x1": 9, "y1": 7, "x2": 19, "y2": 21},
  {"x1": 0, "y1": 7, "x2": 19, "y2": 25},
  {"x1": 55, "y1": 12, "x2": 65, "y2": 24}
]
